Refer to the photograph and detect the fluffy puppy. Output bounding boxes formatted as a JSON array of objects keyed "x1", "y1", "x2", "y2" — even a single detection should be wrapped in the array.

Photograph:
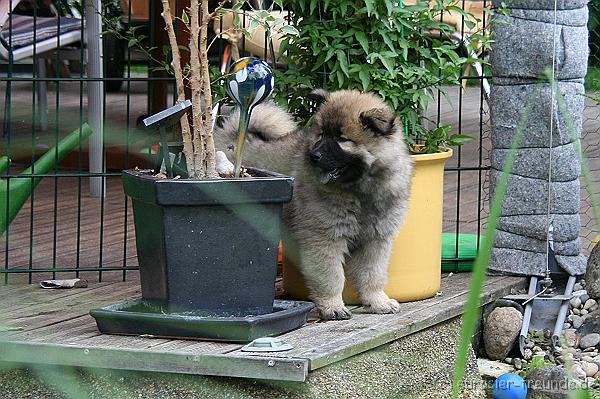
[{"x1": 215, "y1": 89, "x2": 413, "y2": 320}]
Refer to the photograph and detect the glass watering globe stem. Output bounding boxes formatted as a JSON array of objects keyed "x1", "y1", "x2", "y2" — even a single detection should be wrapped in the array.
[
  {"x1": 234, "y1": 110, "x2": 250, "y2": 177},
  {"x1": 225, "y1": 57, "x2": 274, "y2": 178}
]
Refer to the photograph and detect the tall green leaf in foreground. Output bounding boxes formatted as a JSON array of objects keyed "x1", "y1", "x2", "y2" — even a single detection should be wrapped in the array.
[
  {"x1": 451, "y1": 86, "x2": 538, "y2": 398},
  {"x1": 453, "y1": 69, "x2": 600, "y2": 397}
]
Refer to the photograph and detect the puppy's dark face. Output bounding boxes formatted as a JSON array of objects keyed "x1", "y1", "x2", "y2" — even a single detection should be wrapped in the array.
[
  {"x1": 307, "y1": 89, "x2": 397, "y2": 185},
  {"x1": 308, "y1": 121, "x2": 366, "y2": 184}
]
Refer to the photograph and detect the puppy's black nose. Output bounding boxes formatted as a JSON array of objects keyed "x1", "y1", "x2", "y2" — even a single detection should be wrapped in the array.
[{"x1": 310, "y1": 150, "x2": 322, "y2": 163}]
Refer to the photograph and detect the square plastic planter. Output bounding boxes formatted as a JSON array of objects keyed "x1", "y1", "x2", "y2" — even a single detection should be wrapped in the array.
[{"x1": 122, "y1": 168, "x2": 293, "y2": 316}]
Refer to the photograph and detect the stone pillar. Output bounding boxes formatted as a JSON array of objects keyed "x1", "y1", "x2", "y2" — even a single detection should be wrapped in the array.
[{"x1": 488, "y1": 0, "x2": 589, "y2": 276}]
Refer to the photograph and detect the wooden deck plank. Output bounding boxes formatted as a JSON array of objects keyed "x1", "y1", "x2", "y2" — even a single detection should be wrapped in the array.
[
  {"x1": 0, "y1": 284, "x2": 140, "y2": 335},
  {"x1": 0, "y1": 340, "x2": 309, "y2": 381}
]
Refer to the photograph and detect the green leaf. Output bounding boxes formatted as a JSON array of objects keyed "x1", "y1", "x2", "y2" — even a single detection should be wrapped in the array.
[
  {"x1": 181, "y1": 10, "x2": 189, "y2": 25},
  {"x1": 358, "y1": 69, "x2": 370, "y2": 91},
  {"x1": 451, "y1": 87, "x2": 538, "y2": 399},
  {"x1": 336, "y1": 50, "x2": 349, "y2": 76},
  {"x1": 355, "y1": 31, "x2": 369, "y2": 54},
  {"x1": 366, "y1": 0, "x2": 376, "y2": 16},
  {"x1": 248, "y1": 18, "x2": 260, "y2": 31},
  {"x1": 448, "y1": 134, "x2": 474, "y2": 144},
  {"x1": 281, "y1": 25, "x2": 299, "y2": 36}
]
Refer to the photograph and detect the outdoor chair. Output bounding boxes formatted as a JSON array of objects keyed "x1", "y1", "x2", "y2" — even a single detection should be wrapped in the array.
[{"x1": 0, "y1": 0, "x2": 82, "y2": 133}]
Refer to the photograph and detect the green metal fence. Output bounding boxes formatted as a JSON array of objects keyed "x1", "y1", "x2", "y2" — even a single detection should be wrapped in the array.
[{"x1": 4, "y1": 0, "x2": 596, "y2": 283}]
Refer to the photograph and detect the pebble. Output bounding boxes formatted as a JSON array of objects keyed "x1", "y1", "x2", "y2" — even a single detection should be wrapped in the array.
[
  {"x1": 523, "y1": 348, "x2": 533, "y2": 360},
  {"x1": 525, "y1": 340, "x2": 535, "y2": 349},
  {"x1": 513, "y1": 358, "x2": 523, "y2": 370},
  {"x1": 573, "y1": 365, "x2": 587, "y2": 380},
  {"x1": 558, "y1": 353, "x2": 574, "y2": 364},
  {"x1": 581, "y1": 294, "x2": 590, "y2": 304},
  {"x1": 571, "y1": 297, "x2": 583, "y2": 308},
  {"x1": 564, "y1": 329, "x2": 579, "y2": 347},
  {"x1": 572, "y1": 315, "x2": 584, "y2": 329},
  {"x1": 590, "y1": 304, "x2": 599, "y2": 312},
  {"x1": 582, "y1": 361, "x2": 599, "y2": 377},
  {"x1": 575, "y1": 282, "x2": 584, "y2": 291},
  {"x1": 504, "y1": 357, "x2": 513, "y2": 365},
  {"x1": 584, "y1": 299, "x2": 597, "y2": 310},
  {"x1": 574, "y1": 290, "x2": 587, "y2": 297},
  {"x1": 581, "y1": 309, "x2": 589, "y2": 316},
  {"x1": 583, "y1": 355, "x2": 595, "y2": 363},
  {"x1": 580, "y1": 333, "x2": 600, "y2": 349},
  {"x1": 532, "y1": 345, "x2": 543, "y2": 353},
  {"x1": 554, "y1": 346, "x2": 563, "y2": 354},
  {"x1": 543, "y1": 329, "x2": 552, "y2": 339},
  {"x1": 564, "y1": 322, "x2": 572, "y2": 329},
  {"x1": 573, "y1": 308, "x2": 581, "y2": 315}
]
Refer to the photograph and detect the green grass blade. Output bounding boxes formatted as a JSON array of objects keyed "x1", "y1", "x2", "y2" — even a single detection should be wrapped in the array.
[{"x1": 451, "y1": 85, "x2": 540, "y2": 398}]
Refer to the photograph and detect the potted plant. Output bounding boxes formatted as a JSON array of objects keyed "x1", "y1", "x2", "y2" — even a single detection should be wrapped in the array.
[
  {"x1": 277, "y1": 0, "x2": 485, "y2": 302},
  {"x1": 120, "y1": 1, "x2": 296, "y2": 316}
]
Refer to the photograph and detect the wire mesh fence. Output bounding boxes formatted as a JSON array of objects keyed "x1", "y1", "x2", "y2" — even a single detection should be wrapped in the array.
[
  {"x1": 581, "y1": 0, "x2": 600, "y2": 255},
  {"x1": 2, "y1": 0, "x2": 596, "y2": 283}
]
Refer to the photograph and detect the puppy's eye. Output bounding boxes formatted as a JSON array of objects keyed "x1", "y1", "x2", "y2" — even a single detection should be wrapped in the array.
[{"x1": 338, "y1": 135, "x2": 351, "y2": 143}]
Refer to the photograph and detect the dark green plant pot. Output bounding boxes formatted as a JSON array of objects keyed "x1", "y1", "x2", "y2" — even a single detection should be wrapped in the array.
[{"x1": 122, "y1": 168, "x2": 293, "y2": 316}]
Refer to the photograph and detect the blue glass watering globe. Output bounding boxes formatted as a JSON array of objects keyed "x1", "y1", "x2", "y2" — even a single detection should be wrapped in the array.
[{"x1": 225, "y1": 57, "x2": 274, "y2": 177}]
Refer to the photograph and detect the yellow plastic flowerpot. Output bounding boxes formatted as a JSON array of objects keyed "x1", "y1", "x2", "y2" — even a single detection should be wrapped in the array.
[{"x1": 283, "y1": 148, "x2": 453, "y2": 304}]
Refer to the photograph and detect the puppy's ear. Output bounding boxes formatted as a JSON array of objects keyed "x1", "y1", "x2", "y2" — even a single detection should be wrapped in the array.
[
  {"x1": 359, "y1": 108, "x2": 396, "y2": 136},
  {"x1": 307, "y1": 88, "x2": 330, "y2": 105}
]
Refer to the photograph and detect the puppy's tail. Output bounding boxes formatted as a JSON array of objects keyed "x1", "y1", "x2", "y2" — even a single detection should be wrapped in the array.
[{"x1": 214, "y1": 101, "x2": 301, "y2": 175}]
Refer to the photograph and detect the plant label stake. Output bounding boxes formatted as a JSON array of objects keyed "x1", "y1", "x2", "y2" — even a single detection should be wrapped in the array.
[
  {"x1": 142, "y1": 100, "x2": 192, "y2": 178},
  {"x1": 225, "y1": 57, "x2": 274, "y2": 177}
]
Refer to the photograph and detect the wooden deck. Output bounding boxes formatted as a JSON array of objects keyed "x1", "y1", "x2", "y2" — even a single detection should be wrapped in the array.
[{"x1": 0, "y1": 272, "x2": 526, "y2": 381}]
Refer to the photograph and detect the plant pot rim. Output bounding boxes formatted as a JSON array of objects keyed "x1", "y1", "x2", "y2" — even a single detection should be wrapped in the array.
[
  {"x1": 122, "y1": 167, "x2": 294, "y2": 206},
  {"x1": 123, "y1": 167, "x2": 292, "y2": 182},
  {"x1": 410, "y1": 146, "x2": 453, "y2": 161}
]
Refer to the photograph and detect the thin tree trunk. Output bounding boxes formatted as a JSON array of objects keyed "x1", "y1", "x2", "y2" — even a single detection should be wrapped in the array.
[
  {"x1": 159, "y1": 0, "x2": 196, "y2": 178},
  {"x1": 188, "y1": 0, "x2": 206, "y2": 177},
  {"x1": 200, "y1": 0, "x2": 218, "y2": 178}
]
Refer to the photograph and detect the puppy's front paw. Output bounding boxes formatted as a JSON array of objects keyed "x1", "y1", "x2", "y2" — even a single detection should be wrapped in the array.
[
  {"x1": 316, "y1": 300, "x2": 353, "y2": 320},
  {"x1": 319, "y1": 306, "x2": 353, "y2": 320},
  {"x1": 362, "y1": 292, "x2": 401, "y2": 314}
]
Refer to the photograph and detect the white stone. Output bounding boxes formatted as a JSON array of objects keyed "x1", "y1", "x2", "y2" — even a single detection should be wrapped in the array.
[
  {"x1": 584, "y1": 299, "x2": 597, "y2": 310},
  {"x1": 581, "y1": 361, "x2": 599, "y2": 377}
]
